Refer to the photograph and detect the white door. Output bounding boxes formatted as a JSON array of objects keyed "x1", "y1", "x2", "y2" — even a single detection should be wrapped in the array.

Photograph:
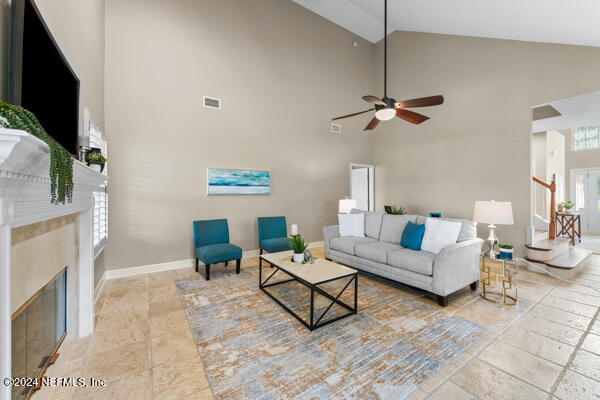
[
  {"x1": 351, "y1": 168, "x2": 369, "y2": 211},
  {"x1": 572, "y1": 168, "x2": 600, "y2": 234},
  {"x1": 590, "y1": 170, "x2": 600, "y2": 234}
]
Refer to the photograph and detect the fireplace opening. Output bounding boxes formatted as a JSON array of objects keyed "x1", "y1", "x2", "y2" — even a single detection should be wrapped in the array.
[{"x1": 11, "y1": 268, "x2": 67, "y2": 400}]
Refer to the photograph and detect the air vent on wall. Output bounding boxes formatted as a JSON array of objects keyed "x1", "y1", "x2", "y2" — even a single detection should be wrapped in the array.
[
  {"x1": 203, "y1": 96, "x2": 221, "y2": 110},
  {"x1": 331, "y1": 123, "x2": 342, "y2": 133}
]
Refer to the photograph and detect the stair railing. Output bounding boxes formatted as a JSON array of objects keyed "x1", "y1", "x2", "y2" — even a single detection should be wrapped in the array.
[{"x1": 532, "y1": 174, "x2": 556, "y2": 240}]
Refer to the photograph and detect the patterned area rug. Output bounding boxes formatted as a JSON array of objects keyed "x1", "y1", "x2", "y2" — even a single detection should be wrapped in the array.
[{"x1": 176, "y1": 264, "x2": 488, "y2": 400}]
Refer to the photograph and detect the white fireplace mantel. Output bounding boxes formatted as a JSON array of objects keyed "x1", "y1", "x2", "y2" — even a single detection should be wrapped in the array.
[{"x1": 0, "y1": 128, "x2": 107, "y2": 400}]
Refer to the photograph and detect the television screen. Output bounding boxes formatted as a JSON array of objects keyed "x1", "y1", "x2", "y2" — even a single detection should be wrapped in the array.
[{"x1": 13, "y1": 0, "x2": 80, "y2": 155}]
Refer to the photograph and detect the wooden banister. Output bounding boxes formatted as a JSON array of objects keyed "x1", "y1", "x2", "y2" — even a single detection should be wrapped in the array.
[{"x1": 532, "y1": 174, "x2": 556, "y2": 240}]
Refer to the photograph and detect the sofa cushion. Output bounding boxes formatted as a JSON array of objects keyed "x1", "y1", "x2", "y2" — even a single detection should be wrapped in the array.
[
  {"x1": 400, "y1": 221, "x2": 425, "y2": 251},
  {"x1": 416, "y1": 216, "x2": 477, "y2": 242},
  {"x1": 260, "y1": 237, "x2": 291, "y2": 253},
  {"x1": 195, "y1": 243, "x2": 242, "y2": 265},
  {"x1": 354, "y1": 242, "x2": 403, "y2": 264},
  {"x1": 387, "y1": 248, "x2": 436, "y2": 276},
  {"x1": 338, "y1": 213, "x2": 365, "y2": 237},
  {"x1": 365, "y1": 212, "x2": 384, "y2": 239},
  {"x1": 330, "y1": 236, "x2": 376, "y2": 255},
  {"x1": 443, "y1": 218, "x2": 477, "y2": 242},
  {"x1": 421, "y1": 218, "x2": 462, "y2": 254},
  {"x1": 379, "y1": 214, "x2": 417, "y2": 244}
]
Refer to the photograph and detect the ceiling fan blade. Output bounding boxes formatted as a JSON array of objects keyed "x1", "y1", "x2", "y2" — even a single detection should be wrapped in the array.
[
  {"x1": 364, "y1": 116, "x2": 380, "y2": 131},
  {"x1": 362, "y1": 95, "x2": 386, "y2": 106},
  {"x1": 396, "y1": 108, "x2": 430, "y2": 125},
  {"x1": 394, "y1": 95, "x2": 444, "y2": 108},
  {"x1": 332, "y1": 108, "x2": 375, "y2": 121}
]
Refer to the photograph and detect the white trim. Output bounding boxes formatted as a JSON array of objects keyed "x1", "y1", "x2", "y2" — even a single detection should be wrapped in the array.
[
  {"x1": 104, "y1": 241, "x2": 325, "y2": 280},
  {"x1": 93, "y1": 272, "x2": 106, "y2": 304}
]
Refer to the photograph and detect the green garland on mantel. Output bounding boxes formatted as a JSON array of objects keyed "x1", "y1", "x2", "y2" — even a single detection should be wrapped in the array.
[{"x1": 0, "y1": 101, "x2": 73, "y2": 204}]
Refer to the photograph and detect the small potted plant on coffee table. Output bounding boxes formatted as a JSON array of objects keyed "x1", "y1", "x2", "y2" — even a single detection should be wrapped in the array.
[
  {"x1": 290, "y1": 235, "x2": 307, "y2": 263},
  {"x1": 498, "y1": 244, "x2": 513, "y2": 260}
]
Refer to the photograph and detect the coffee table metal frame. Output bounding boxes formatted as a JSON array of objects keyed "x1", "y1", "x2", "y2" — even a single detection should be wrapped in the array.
[{"x1": 259, "y1": 257, "x2": 358, "y2": 331}]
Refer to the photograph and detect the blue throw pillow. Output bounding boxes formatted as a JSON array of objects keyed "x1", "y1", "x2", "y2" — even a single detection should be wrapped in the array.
[{"x1": 400, "y1": 221, "x2": 425, "y2": 251}]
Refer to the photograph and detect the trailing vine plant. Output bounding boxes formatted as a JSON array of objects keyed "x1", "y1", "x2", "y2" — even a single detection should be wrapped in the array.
[{"x1": 0, "y1": 101, "x2": 74, "y2": 204}]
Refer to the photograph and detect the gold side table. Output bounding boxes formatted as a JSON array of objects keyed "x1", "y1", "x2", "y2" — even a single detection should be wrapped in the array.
[{"x1": 480, "y1": 254, "x2": 518, "y2": 306}]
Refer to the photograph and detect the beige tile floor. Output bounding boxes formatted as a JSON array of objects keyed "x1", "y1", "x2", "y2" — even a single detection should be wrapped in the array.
[{"x1": 33, "y1": 249, "x2": 600, "y2": 400}]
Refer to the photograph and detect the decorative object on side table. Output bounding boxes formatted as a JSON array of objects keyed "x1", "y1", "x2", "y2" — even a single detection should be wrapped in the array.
[
  {"x1": 558, "y1": 200, "x2": 574, "y2": 213},
  {"x1": 384, "y1": 205, "x2": 406, "y2": 215},
  {"x1": 290, "y1": 235, "x2": 308, "y2": 263},
  {"x1": 339, "y1": 198, "x2": 358, "y2": 214},
  {"x1": 473, "y1": 200, "x2": 514, "y2": 259},
  {"x1": 480, "y1": 254, "x2": 518, "y2": 306},
  {"x1": 498, "y1": 244, "x2": 513, "y2": 260},
  {"x1": 429, "y1": 212, "x2": 442, "y2": 218},
  {"x1": 86, "y1": 152, "x2": 107, "y2": 173}
]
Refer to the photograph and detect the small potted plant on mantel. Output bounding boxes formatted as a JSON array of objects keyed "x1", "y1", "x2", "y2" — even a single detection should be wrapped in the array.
[
  {"x1": 290, "y1": 235, "x2": 307, "y2": 263},
  {"x1": 498, "y1": 244, "x2": 513, "y2": 260},
  {"x1": 86, "y1": 152, "x2": 107, "y2": 173}
]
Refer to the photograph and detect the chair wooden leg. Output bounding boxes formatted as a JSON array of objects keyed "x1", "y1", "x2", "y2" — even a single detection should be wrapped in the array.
[
  {"x1": 195, "y1": 257, "x2": 199, "y2": 273},
  {"x1": 437, "y1": 295, "x2": 448, "y2": 307},
  {"x1": 225, "y1": 261, "x2": 228, "y2": 267},
  {"x1": 470, "y1": 280, "x2": 479, "y2": 291},
  {"x1": 236, "y1": 259, "x2": 241, "y2": 274},
  {"x1": 205, "y1": 264, "x2": 210, "y2": 281}
]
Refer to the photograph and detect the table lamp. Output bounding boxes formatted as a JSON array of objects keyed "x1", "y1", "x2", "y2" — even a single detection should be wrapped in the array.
[
  {"x1": 338, "y1": 199, "x2": 357, "y2": 214},
  {"x1": 473, "y1": 200, "x2": 514, "y2": 258}
]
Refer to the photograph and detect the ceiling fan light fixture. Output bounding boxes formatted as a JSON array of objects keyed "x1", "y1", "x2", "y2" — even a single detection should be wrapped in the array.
[{"x1": 375, "y1": 107, "x2": 396, "y2": 121}]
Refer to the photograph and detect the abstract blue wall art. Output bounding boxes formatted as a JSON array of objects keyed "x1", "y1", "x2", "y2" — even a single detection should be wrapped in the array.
[{"x1": 207, "y1": 168, "x2": 271, "y2": 195}]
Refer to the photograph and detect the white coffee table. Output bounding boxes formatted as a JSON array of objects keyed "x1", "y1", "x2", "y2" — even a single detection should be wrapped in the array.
[{"x1": 260, "y1": 251, "x2": 358, "y2": 330}]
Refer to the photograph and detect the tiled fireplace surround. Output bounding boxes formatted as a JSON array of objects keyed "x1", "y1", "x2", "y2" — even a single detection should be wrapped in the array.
[{"x1": 0, "y1": 129, "x2": 107, "y2": 400}]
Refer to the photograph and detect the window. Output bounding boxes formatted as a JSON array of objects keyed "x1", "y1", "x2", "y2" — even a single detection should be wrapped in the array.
[
  {"x1": 93, "y1": 186, "x2": 108, "y2": 257},
  {"x1": 575, "y1": 175, "x2": 585, "y2": 212},
  {"x1": 573, "y1": 125, "x2": 600, "y2": 151}
]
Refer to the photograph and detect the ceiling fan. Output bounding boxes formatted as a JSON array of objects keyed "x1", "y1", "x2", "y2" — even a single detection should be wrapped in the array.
[{"x1": 332, "y1": 0, "x2": 444, "y2": 131}]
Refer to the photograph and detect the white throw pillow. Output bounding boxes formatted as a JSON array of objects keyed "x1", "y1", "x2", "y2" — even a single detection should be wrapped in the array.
[
  {"x1": 338, "y1": 213, "x2": 365, "y2": 237},
  {"x1": 421, "y1": 218, "x2": 461, "y2": 254}
]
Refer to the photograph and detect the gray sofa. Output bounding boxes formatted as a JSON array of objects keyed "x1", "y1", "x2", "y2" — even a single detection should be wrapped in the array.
[{"x1": 323, "y1": 211, "x2": 484, "y2": 306}]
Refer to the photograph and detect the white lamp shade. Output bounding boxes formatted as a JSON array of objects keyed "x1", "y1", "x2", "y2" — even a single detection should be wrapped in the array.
[
  {"x1": 339, "y1": 199, "x2": 357, "y2": 214},
  {"x1": 473, "y1": 200, "x2": 514, "y2": 225},
  {"x1": 290, "y1": 224, "x2": 298, "y2": 236}
]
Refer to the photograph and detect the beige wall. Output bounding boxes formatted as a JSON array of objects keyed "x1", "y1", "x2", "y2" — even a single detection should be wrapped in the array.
[
  {"x1": 104, "y1": 0, "x2": 375, "y2": 271},
  {"x1": 372, "y1": 32, "x2": 600, "y2": 254}
]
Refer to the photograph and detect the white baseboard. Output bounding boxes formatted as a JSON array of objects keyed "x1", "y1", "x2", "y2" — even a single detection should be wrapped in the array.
[
  {"x1": 94, "y1": 273, "x2": 106, "y2": 303},
  {"x1": 102, "y1": 244, "x2": 325, "y2": 280}
]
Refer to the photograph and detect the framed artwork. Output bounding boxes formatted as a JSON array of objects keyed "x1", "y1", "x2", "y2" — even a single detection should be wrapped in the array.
[{"x1": 207, "y1": 168, "x2": 270, "y2": 195}]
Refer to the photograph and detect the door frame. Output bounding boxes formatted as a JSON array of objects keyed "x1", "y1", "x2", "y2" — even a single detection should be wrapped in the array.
[
  {"x1": 349, "y1": 163, "x2": 375, "y2": 212},
  {"x1": 570, "y1": 167, "x2": 600, "y2": 233}
]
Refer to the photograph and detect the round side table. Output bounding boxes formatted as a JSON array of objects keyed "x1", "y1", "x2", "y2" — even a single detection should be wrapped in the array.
[{"x1": 480, "y1": 254, "x2": 518, "y2": 306}]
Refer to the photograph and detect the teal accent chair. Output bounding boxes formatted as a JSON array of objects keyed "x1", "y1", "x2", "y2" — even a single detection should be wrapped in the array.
[
  {"x1": 193, "y1": 219, "x2": 242, "y2": 280},
  {"x1": 258, "y1": 216, "x2": 291, "y2": 267}
]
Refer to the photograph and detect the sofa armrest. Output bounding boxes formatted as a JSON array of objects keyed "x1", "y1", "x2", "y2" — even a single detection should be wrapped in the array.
[
  {"x1": 432, "y1": 238, "x2": 484, "y2": 296},
  {"x1": 322, "y1": 225, "x2": 340, "y2": 257}
]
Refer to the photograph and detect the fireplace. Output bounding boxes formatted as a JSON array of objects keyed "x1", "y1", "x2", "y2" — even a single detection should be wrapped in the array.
[
  {"x1": 11, "y1": 268, "x2": 67, "y2": 400},
  {"x1": 0, "y1": 128, "x2": 107, "y2": 400}
]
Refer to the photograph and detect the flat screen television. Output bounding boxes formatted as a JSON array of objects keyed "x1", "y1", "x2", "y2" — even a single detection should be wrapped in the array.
[{"x1": 9, "y1": 0, "x2": 80, "y2": 155}]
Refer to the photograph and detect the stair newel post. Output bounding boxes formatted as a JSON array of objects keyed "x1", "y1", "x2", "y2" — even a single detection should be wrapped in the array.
[{"x1": 549, "y1": 174, "x2": 556, "y2": 240}]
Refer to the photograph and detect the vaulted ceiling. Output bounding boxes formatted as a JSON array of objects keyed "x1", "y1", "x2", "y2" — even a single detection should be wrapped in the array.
[{"x1": 291, "y1": 0, "x2": 600, "y2": 47}]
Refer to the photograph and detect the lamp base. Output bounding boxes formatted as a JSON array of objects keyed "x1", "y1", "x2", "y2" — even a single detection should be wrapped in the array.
[{"x1": 484, "y1": 224, "x2": 499, "y2": 259}]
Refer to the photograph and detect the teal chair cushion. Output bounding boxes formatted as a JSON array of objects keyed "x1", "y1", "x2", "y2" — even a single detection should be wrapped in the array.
[
  {"x1": 193, "y1": 219, "x2": 229, "y2": 248},
  {"x1": 195, "y1": 243, "x2": 242, "y2": 265},
  {"x1": 260, "y1": 237, "x2": 291, "y2": 253},
  {"x1": 258, "y1": 216, "x2": 287, "y2": 242}
]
